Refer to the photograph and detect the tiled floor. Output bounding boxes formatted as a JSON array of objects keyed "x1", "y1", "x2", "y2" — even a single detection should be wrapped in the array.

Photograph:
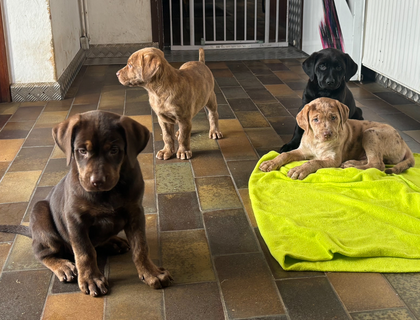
[{"x1": 1, "y1": 49, "x2": 420, "y2": 320}]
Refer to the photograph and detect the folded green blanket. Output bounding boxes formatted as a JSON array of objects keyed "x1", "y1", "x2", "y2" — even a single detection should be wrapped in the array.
[{"x1": 249, "y1": 152, "x2": 420, "y2": 272}]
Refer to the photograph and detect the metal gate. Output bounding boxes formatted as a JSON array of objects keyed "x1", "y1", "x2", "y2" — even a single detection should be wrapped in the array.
[{"x1": 168, "y1": 0, "x2": 289, "y2": 50}]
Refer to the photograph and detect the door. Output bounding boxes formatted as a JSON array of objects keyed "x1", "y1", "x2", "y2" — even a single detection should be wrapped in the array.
[
  {"x1": 0, "y1": 3, "x2": 10, "y2": 102},
  {"x1": 164, "y1": 0, "x2": 288, "y2": 49}
]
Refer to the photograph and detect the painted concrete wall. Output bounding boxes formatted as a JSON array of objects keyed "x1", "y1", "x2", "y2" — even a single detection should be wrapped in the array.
[
  {"x1": 3, "y1": 0, "x2": 81, "y2": 83},
  {"x1": 3, "y1": 0, "x2": 56, "y2": 83},
  {"x1": 50, "y1": 0, "x2": 81, "y2": 80},
  {"x1": 86, "y1": 0, "x2": 152, "y2": 44}
]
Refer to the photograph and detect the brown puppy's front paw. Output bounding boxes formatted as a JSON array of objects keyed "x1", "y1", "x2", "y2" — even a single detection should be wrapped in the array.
[
  {"x1": 98, "y1": 236, "x2": 130, "y2": 255},
  {"x1": 176, "y1": 149, "x2": 192, "y2": 160},
  {"x1": 79, "y1": 272, "x2": 109, "y2": 297},
  {"x1": 287, "y1": 166, "x2": 309, "y2": 180},
  {"x1": 140, "y1": 267, "x2": 173, "y2": 289},
  {"x1": 53, "y1": 260, "x2": 78, "y2": 282},
  {"x1": 259, "y1": 160, "x2": 279, "y2": 172},
  {"x1": 156, "y1": 149, "x2": 174, "y2": 160},
  {"x1": 209, "y1": 129, "x2": 223, "y2": 139}
]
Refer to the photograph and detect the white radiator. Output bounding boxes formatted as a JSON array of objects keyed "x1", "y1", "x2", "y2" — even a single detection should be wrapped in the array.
[{"x1": 362, "y1": 0, "x2": 420, "y2": 96}]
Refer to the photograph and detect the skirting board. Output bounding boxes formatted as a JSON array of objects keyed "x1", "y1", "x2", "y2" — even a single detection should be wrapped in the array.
[
  {"x1": 84, "y1": 42, "x2": 159, "y2": 65},
  {"x1": 10, "y1": 49, "x2": 86, "y2": 102}
]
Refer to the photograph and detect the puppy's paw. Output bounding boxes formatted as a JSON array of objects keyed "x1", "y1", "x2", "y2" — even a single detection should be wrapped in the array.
[
  {"x1": 176, "y1": 146, "x2": 192, "y2": 160},
  {"x1": 209, "y1": 130, "x2": 223, "y2": 139},
  {"x1": 140, "y1": 267, "x2": 173, "y2": 289},
  {"x1": 287, "y1": 166, "x2": 309, "y2": 180},
  {"x1": 156, "y1": 149, "x2": 174, "y2": 160},
  {"x1": 79, "y1": 271, "x2": 109, "y2": 297},
  {"x1": 53, "y1": 260, "x2": 77, "y2": 282},
  {"x1": 259, "y1": 160, "x2": 279, "y2": 172},
  {"x1": 98, "y1": 236, "x2": 130, "y2": 255}
]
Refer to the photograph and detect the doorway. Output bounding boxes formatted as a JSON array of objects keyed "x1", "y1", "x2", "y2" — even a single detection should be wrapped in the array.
[{"x1": 163, "y1": 0, "x2": 288, "y2": 50}]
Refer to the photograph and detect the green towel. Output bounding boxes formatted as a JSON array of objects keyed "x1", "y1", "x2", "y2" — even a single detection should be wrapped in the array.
[{"x1": 249, "y1": 151, "x2": 420, "y2": 272}]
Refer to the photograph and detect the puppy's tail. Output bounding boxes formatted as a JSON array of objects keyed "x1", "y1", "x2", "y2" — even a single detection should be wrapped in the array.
[
  {"x1": 385, "y1": 148, "x2": 415, "y2": 174},
  {"x1": 199, "y1": 48, "x2": 205, "y2": 63},
  {"x1": 0, "y1": 225, "x2": 32, "y2": 238}
]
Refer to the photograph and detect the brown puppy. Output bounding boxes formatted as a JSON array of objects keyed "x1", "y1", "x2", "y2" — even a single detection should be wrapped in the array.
[
  {"x1": 0, "y1": 111, "x2": 172, "y2": 296},
  {"x1": 116, "y1": 47, "x2": 222, "y2": 160},
  {"x1": 260, "y1": 97, "x2": 414, "y2": 179}
]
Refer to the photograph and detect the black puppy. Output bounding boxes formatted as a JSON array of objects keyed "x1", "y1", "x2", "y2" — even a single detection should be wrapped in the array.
[{"x1": 280, "y1": 48, "x2": 364, "y2": 153}]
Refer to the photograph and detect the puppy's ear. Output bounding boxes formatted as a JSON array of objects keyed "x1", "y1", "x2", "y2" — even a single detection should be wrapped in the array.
[
  {"x1": 337, "y1": 101, "x2": 350, "y2": 128},
  {"x1": 52, "y1": 114, "x2": 81, "y2": 166},
  {"x1": 142, "y1": 53, "x2": 161, "y2": 82},
  {"x1": 296, "y1": 104, "x2": 311, "y2": 132},
  {"x1": 302, "y1": 52, "x2": 319, "y2": 81},
  {"x1": 119, "y1": 116, "x2": 150, "y2": 168},
  {"x1": 344, "y1": 53, "x2": 358, "y2": 81}
]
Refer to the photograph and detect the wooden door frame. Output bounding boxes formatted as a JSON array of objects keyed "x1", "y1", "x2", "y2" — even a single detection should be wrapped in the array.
[
  {"x1": 0, "y1": 3, "x2": 11, "y2": 103},
  {"x1": 150, "y1": 0, "x2": 164, "y2": 50}
]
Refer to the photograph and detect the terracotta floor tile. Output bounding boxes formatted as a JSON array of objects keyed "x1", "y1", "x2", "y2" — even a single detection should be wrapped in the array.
[
  {"x1": 195, "y1": 176, "x2": 242, "y2": 211},
  {"x1": 23, "y1": 186, "x2": 53, "y2": 222},
  {"x1": 235, "y1": 111, "x2": 270, "y2": 128},
  {"x1": 0, "y1": 139, "x2": 23, "y2": 161},
  {"x1": 276, "y1": 94, "x2": 302, "y2": 109},
  {"x1": 143, "y1": 179, "x2": 157, "y2": 213},
  {"x1": 9, "y1": 106, "x2": 44, "y2": 122},
  {"x1": 137, "y1": 153, "x2": 154, "y2": 180},
  {"x1": 190, "y1": 131, "x2": 219, "y2": 152},
  {"x1": 38, "y1": 158, "x2": 67, "y2": 187},
  {"x1": 226, "y1": 159, "x2": 258, "y2": 189},
  {"x1": 0, "y1": 171, "x2": 42, "y2": 203},
  {"x1": 215, "y1": 77, "x2": 240, "y2": 87},
  {"x1": 42, "y1": 293, "x2": 104, "y2": 320},
  {"x1": 385, "y1": 273, "x2": 420, "y2": 318},
  {"x1": 328, "y1": 272, "x2": 404, "y2": 312},
  {"x1": 191, "y1": 149, "x2": 229, "y2": 177},
  {"x1": 265, "y1": 84, "x2": 296, "y2": 97},
  {"x1": 0, "y1": 120, "x2": 34, "y2": 139},
  {"x1": 156, "y1": 162, "x2": 195, "y2": 194},
  {"x1": 0, "y1": 202, "x2": 28, "y2": 241},
  {"x1": 212, "y1": 69, "x2": 234, "y2": 78},
  {"x1": 3, "y1": 233, "x2": 45, "y2": 271},
  {"x1": 68, "y1": 104, "x2": 98, "y2": 116},
  {"x1": 50, "y1": 145, "x2": 65, "y2": 159},
  {"x1": 99, "y1": 86, "x2": 125, "y2": 110},
  {"x1": 0, "y1": 161, "x2": 9, "y2": 179},
  {"x1": 404, "y1": 130, "x2": 420, "y2": 143},
  {"x1": 217, "y1": 119, "x2": 258, "y2": 161},
  {"x1": 0, "y1": 242, "x2": 12, "y2": 271},
  {"x1": 374, "y1": 91, "x2": 413, "y2": 105},
  {"x1": 158, "y1": 192, "x2": 203, "y2": 231},
  {"x1": 23, "y1": 127, "x2": 55, "y2": 147},
  {"x1": 145, "y1": 214, "x2": 160, "y2": 262},
  {"x1": 228, "y1": 98, "x2": 258, "y2": 111},
  {"x1": 257, "y1": 74, "x2": 284, "y2": 85},
  {"x1": 267, "y1": 116, "x2": 297, "y2": 136},
  {"x1": 238, "y1": 189, "x2": 256, "y2": 227},
  {"x1": 204, "y1": 208, "x2": 258, "y2": 255},
  {"x1": 245, "y1": 88, "x2": 278, "y2": 103},
  {"x1": 245, "y1": 127, "x2": 284, "y2": 151},
  {"x1": 277, "y1": 277, "x2": 349, "y2": 320},
  {"x1": 0, "y1": 270, "x2": 51, "y2": 320},
  {"x1": 350, "y1": 308, "x2": 415, "y2": 320},
  {"x1": 161, "y1": 230, "x2": 215, "y2": 284},
  {"x1": 44, "y1": 99, "x2": 72, "y2": 112},
  {"x1": 165, "y1": 282, "x2": 225, "y2": 320},
  {"x1": 34, "y1": 111, "x2": 68, "y2": 128},
  {"x1": 128, "y1": 115, "x2": 153, "y2": 133},
  {"x1": 214, "y1": 253, "x2": 285, "y2": 319},
  {"x1": 0, "y1": 102, "x2": 19, "y2": 114},
  {"x1": 9, "y1": 146, "x2": 53, "y2": 172},
  {"x1": 0, "y1": 114, "x2": 10, "y2": 130}
]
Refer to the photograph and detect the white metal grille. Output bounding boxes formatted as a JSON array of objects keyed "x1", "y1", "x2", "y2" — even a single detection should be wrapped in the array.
[{"x1": 169, "y1": 0, "x2": 289, "y2": 50}]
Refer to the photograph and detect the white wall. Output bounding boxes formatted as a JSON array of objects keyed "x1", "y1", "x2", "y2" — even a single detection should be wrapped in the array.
[
  {"x1": 3, "y1": 0, "x2": 56, "y2": 83},
  {"x1": 86, "y1": 0, "x2": 152, "y2": 45},
  {"x1": 3, "y1": 0, "x2": 81, "y2": 83},
  {"x1": 50, "y1": 0, "x2": 82, "y2": 80}
]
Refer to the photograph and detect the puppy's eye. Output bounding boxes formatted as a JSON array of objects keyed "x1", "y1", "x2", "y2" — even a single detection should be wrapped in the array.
[
  {"x1": 78, "y1": 148, "x2": 87, "y2": 155},
  {"x1": 319, "y1": 64, "x2": 327, "y2": 71},
  {"x1": 331, "y1": 115, "x2": 337, "y2": 120},
  {"x1": 128, "y1": 64, "x2": 133, "y2": 69},
  {"x1": 312, "y1": 118, "x2": 319, "y2": 123},
  {"x1": 110, "y1": 147, "x2": 119, "y2": 155}
]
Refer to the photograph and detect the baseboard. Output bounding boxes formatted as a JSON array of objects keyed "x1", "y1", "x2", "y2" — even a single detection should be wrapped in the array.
[
  {"x1": 84, "y1": 42, "x2": 159, "y2": 65},
  {"x1": 362, "y1": 66, "x2": 420, "y2": 103},
  {"x1": 10, "y1": 48, "x2": 86, "y2": 102}
]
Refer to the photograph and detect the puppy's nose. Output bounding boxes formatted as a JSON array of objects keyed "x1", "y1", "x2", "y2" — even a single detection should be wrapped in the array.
[
  {"x1": 323, "y1": 131, "x2": 332, "y2": 138},
  {"x1": 90, "y1": 174, "x2": 106, "y2": 188},
  {"x1": 326, "y1": 79, "x2": 335, "y2": 86}
]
